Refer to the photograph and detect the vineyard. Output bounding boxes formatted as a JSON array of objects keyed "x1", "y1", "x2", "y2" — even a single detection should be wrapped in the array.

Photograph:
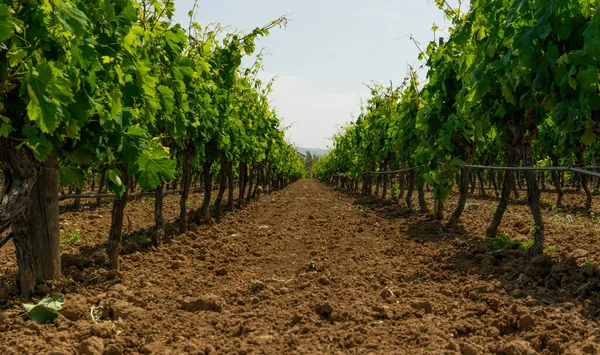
[
  {"x1": 314, "y1": 0, "x2": 600, "y2": 256},
  {"x1": 0, "y1": 0, "x2": 304, "y2": 300},
  {"x1": 3, "y1": 0, "x2": 600, "y2": 354}
]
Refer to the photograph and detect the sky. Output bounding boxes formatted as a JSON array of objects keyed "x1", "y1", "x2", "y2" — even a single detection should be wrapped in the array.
[{"x1": 174, "y1": 0, "x2": 463, "y2": 149}]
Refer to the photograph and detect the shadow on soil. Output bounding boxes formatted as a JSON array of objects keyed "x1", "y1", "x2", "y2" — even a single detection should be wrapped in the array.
[
  {"x1": 0, "y1": 199, "x2": 250, "y2": 302},
  {"x1": 330, "y1": 185, "x2": 600, "y2": 324}
]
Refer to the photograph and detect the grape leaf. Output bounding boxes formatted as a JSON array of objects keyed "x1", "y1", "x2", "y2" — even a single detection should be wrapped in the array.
[
  {"x1": 59, "y1": 166, "x2": 85, "y2": 188},
  {"x1": 158, "y1": 85, "x2": 175, "y2": 114},
  {"x1": 56, "y1": 3, "x2": 88, "y2": 36},
  {"x1": 22, "y1": 124, "x2": 54, "y2": 161},
  {"x1": 0, "y1": 4, "x2": 13, "y2": 43},
  {"x1": 119, "y1": 125, "x2": 148, "y2": 164},
  {"x1": 132, "y1": 145, "x2": 175, "y2": 191},
  {"x1": 22, "y1": 294, "x2": 64, "y2": 324}
]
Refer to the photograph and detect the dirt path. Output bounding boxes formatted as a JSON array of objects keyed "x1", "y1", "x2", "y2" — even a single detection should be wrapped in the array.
[{"x1": 1, "y1": 180, "x2": 600, "y2": 354}]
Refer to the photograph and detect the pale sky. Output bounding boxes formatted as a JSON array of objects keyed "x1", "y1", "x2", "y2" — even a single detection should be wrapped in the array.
[{"x1": 174, "y1": 0, "x2": 462, "y2": 149}]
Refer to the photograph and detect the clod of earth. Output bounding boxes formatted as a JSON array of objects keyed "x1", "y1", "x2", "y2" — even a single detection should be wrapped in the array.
[
  {"x1": 180, "y1": 294, "x2": 223, "y2": 313},
  {"x1": 315, "y1": 303, "x2": 333, "y2": 319}
]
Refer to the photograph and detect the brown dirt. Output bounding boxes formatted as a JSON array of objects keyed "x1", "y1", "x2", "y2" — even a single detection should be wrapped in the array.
[{"x1": 1, "y1": 180, "x2": 600, "y2": 354}]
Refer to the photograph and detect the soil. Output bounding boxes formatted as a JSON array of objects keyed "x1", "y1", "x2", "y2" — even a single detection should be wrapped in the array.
[{"x1": 2, "y1": 180, "x2": 600, "y2": 354}]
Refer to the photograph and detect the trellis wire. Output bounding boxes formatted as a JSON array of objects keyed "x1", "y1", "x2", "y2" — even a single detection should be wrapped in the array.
[{"x1": 358, "y1": 165, "x2": 600, "y2": 179}]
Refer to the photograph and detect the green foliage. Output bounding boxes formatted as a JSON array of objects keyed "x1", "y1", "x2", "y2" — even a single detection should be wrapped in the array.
[
  {"x1": 489, "y1": 233, "x2": 534, "y2": 251},
  {"x1": 22, "y1": 294, "x2": 64, "y2": 324},
  {"x1": 60, "y1": 229, "x2": 81, "y2": 245},
  {"x1": 0, "y1": 0, "x2": 302, "y2": 201},
  {"x1": 315, "y1": 0, "x2": 600, "y2": 220},
  {"x1": 489, "y1": 234, "x2": 519, "y2": 249}
]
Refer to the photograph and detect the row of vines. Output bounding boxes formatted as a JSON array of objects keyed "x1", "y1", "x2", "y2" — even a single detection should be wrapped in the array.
[
  {"x1": 315, "y1": 0, "x2": 600, "y2": 256},
  {"x1": 0, "y1": 0, "x2": 304, "y2": 298}
]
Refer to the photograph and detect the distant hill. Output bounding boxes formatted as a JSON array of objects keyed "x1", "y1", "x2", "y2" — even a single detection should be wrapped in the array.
[{"x1": 297, "y1": 147, "x2": 329, "y2": 157}]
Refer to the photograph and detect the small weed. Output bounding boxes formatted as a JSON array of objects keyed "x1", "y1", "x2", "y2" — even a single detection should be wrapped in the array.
[
  {"x1": 581, "y1": 260, "x2": 595, "y2": 267},
  {"x1": 542, "y1": 198, "x2": 552, "y2": 205},
  {"x1": 356, "y1": 205, "x2": 364, "y2": 211},
  {"x1": 489, "y1": 233, "x2": 532, "y2": 251},
  {"x1": 543, "y1": 245, "x2": 558, "y2": 254},
  {"x1": 249, "y1": 279, "x2": 265, "y2": 293},
  {"x1": 520, "y1": 239, "x2": 534, "y2": 251},
  {"x1": 60, "y1": 229, "x2": 81, "y2": 245},
  {"x1": 195, "y1": 263, "x2": 204, "y2": 270},
  {"x1": 489, "y1": 233, "x2": 516, "y2": 249}
]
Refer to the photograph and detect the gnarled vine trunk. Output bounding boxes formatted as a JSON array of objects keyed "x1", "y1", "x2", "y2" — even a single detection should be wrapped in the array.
[
  {"x1": 449, "y1": 140, "x2": 474, "y2": 226},
  {"x1": 73, "y1": 187, "x2": 82, "y2": 209},
  {"x1": 405, "y1": 170, "x2": 415, "y2": 211},
  {"x1": 417, "y1": 182, "x2": 429, "y2": 214},
  {"x1": 434, "y1": 200, "x2": 444, "y2": 220},
  {"x1": 13, "y1": 154, "x2": 61, "y2": 298},
  {"x1": 486, "y1": 134, "x2": 518, "y2": 238},
  {"x1": 238, "y1": 162, "x2": 248, "y2": 206},
  {"x1": 477, "y1": 171, "x2": 485, "y2": 195},
  {"x1": 246, "y1": 165, "x2": 255, "y2": 202},
  {"x1": 153, "y1": 181, "x2": 165, "y2": 247},
  {"x1": 577, "y1": 151, "x2": 593, "y2": 210},
  {"x1": 214, "y1": 163, "x2": 228, "y2": 219},
  {"x1": 448, "y1": 166, "x2": 471, "y2": 226},
  {"x1": 550, "y1": 156, "x2": 563, "y2": 206},
  {"x1": 107, "y1": 164, "x2": 129, "y2": 269},
  {"x1": 227, "y1": 163, "x2": 235, "y2": 210},
  {"x1": 522, "y1": 118, "x2": 544, "y2": 256},
  {"x1": 197, "y1": 160, "x2": 213, "y2": 222},
  {"x1": 96, "y1": 168, "x2": 106, "y2": 207},
  {"x1": 381, "y1": 161, "x2": 389, "y2": 199},
  {"x1": 179, "y1": 147, "x2": 195, "y2": 233},
  {"x1": 0, "y1": 141, "x2": 38, "y2": 237}
]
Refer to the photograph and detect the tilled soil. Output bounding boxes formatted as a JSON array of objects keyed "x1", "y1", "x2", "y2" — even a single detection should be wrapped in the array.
[{"x1": 2, "y1": 180, "x2": 600, "y2": 354}]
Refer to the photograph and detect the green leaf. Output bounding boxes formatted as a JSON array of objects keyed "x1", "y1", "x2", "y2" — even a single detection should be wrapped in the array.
[
  {"x1": 70, "y1": 149, "x2": 93, "y2": 166},
  {"x1": 22, "y1": 124, "x2": 53, "y2": 161},
  {"x1": 26, "y1": 62, "x2": 61, "y2": 134},
  {"x1": 0, "y1": 122, "x2": 15, "y2": 137},
  {"x1": 22, "y1": 294, "x2": 64, "y2": 324},
  {"x1": 0, "y1": 4, "x2": 13, "y2": 43},
  {"x1": 27, "y1": 96, "x2": 60, "y2": 134},
  {"x1": 108, "y1": 168, "x2": 122, "y2": 186},
  {"x1": 119, "y1": 125, "x2": 148, "y2": 164},
  {"x1": 557, "y1": 53, "x2": 569, "y2": 65},
  {"x1": 577, "y1": 66, "x2": 598, "y2": 93},
  {"x1": 132, "y1": 145, "x2": 175, "y2": 191},
  {"x1": 7, "y1": 49, "x2": 26, "y2": 67},
  {"x1": 59, "y1": 166, "x2": 85, "y2": 188},
  {"x1": 158, "y1": 85, "x2": 175, "y2": 114},
  {"x1": 500, "y1": 80, "x2": 516, "y2": 105},
  {"x1": 110, "y1": 89, "x2": 123, "y2": 124},
  {"x1": 56, "y1": 3, "x2": 89, "y2": 36},
  {"x1": 448, "y1": 157, "x2": 464, "y2": 167},
  {"x1": 107, "y1": 168, "x2": 127, "y2": 196},
  {"x1": 568, "y1": 76, "x2": 577, "y2": 90},
  {"x1": 581, "y1": 127, "x2": 597, "y2": 146}
]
